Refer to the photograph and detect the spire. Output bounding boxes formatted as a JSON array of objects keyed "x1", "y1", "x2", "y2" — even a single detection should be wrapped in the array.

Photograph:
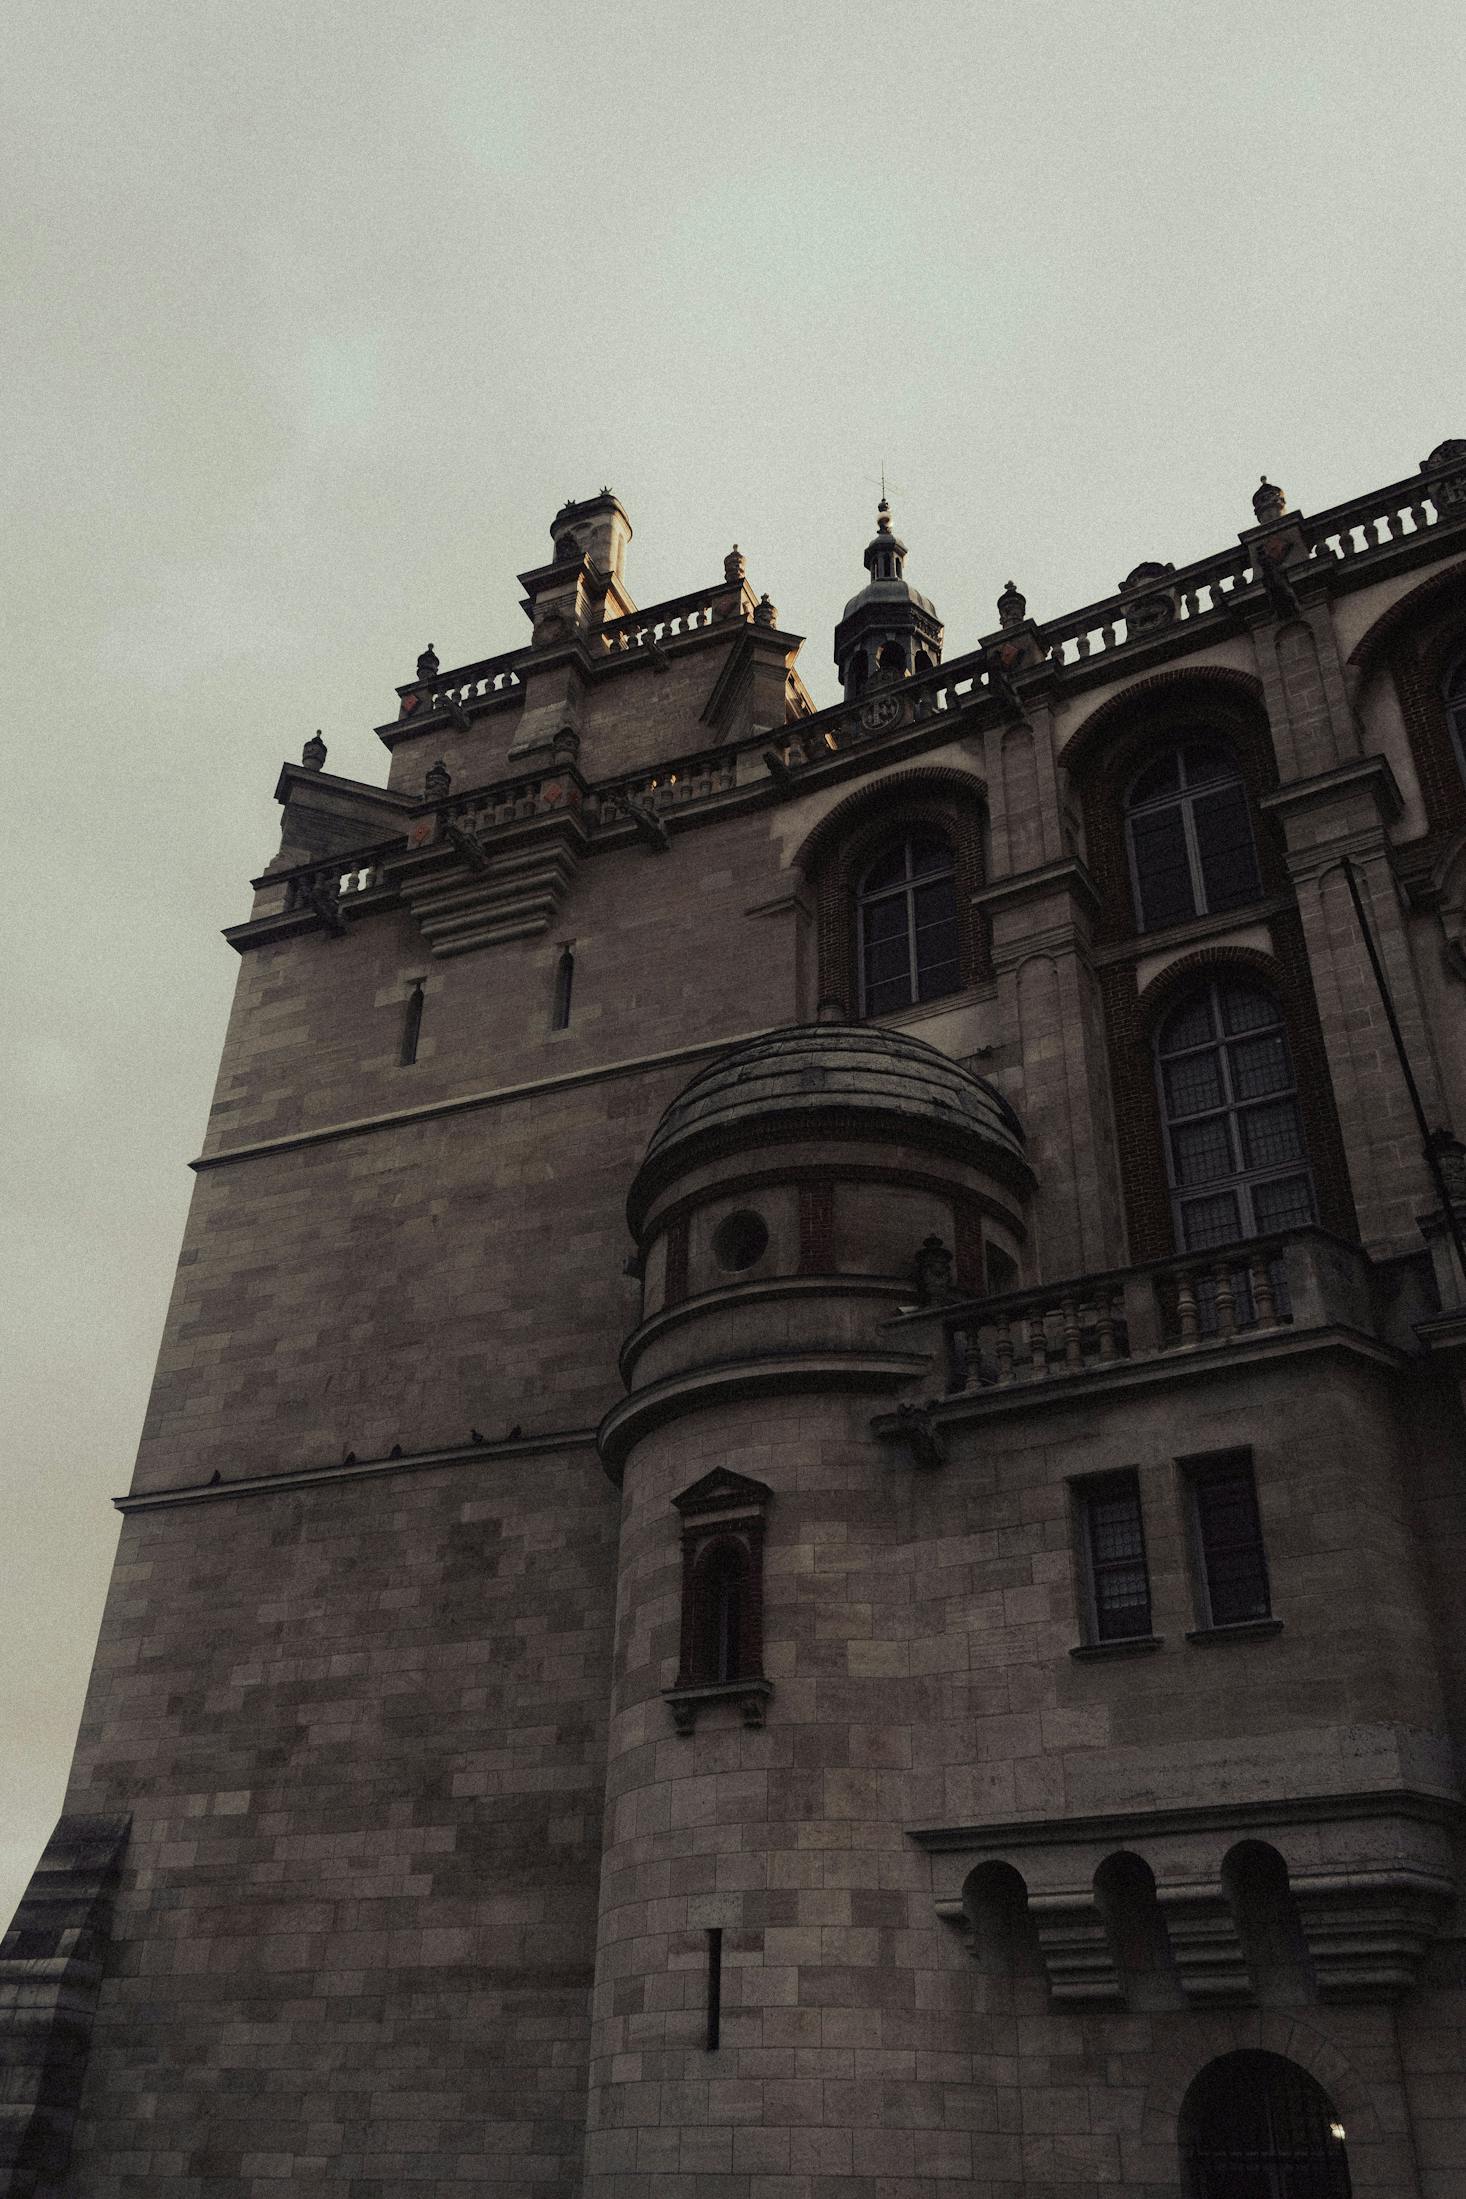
[{"x1": 832, "y1": 498, "x2": 943, "y2": 700}]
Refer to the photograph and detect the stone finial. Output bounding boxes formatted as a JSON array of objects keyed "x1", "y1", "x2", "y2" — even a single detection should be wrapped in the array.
[
  {"x1": 1427, "y1": 1127, "x2": 1466, "y2": 1205},
  {"x1": 996, "y1": 579, "x2": 1027, "y2": 631},
  {"x1": 914, "y1": 1234, "x2": 955, "y2": 1305},
  {"x1": 552, "y1": 725, "x2": 580, "y2": 764},
  {"x1": 754, "y1": 593, "x2": 777, "y2": 627},
  {"x1": 424, "y1": 758, "x2": 451, "y2": 802},
  {"x1": 1252, "y1": 476, "x2": 1287, "y2": 525},
  {"x1": 301, "y1": 730, "x2": 327, "y2": 772},
  {"x1": 1423, "y1": 439, "x2": 1466, "y2": 475},
  {"x1": 724, "y1": 544, "x2": 746, "y2": 585},
  {"x1": 417, "y1": 644, "x2": 440, "y2": 683},
  {"x1": 1122, "y1": 560, "x2": 1175, "y2": 591}
]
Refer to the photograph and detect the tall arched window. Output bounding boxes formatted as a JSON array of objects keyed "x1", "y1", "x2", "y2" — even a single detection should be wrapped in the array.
[
  {"x1": 1445, "y1": 649, "x2": 1466, "y2": 783},
  {"x1": 1156, "y1": 982, "x2": 1314, "y2": 1251},
  {"x1": 857, "y1": 832, "x2": 960, "y2": 1017},
  {"x1": 1126, "y1": 740, "x2": 1262, "y2": 931},
  {"x1": 1181, "y1": 2051, "x2": 1351, "y2": 2199}
]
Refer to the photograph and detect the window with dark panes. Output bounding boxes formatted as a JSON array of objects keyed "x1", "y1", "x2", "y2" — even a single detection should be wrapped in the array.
[
  {"x1": 1077, "y1": 1473, "x2": 1153, "y2": 1642},
  {"x1": 690, "y1": 1538, "x2": 753, "y2": 1684},
  {"x1": 1187, "y1": 1450, "x2": 1272, "y2": 1626},
  {"x1": 1125, "y1": 741, "x2": 1262, "y2": 932},
  {"x1": 1156, "y1": 983, "x2": 1314, "y2": 1253},
  {"x1": 856, "y1": 832, "x2": 960, "y2": 1017}
]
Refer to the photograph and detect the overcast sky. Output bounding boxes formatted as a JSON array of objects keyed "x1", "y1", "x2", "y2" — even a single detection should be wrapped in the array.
[{"x1": 4, "y1": 0, "x2": 1463, "y2": 1928}]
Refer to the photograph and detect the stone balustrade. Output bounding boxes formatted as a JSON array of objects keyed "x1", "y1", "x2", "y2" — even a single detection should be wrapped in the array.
[
  {"x1": 595, "y1": 587, "x2": 736, "y2": 655},
  {"x1": 940, "y1": 1228, "x2": 1382, "y2": 1395}
]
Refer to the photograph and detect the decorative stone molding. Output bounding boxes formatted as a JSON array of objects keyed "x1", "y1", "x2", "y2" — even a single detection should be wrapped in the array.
[{"x1": 912, "y1": 1790, "x2": 1457, "y2": 2010}]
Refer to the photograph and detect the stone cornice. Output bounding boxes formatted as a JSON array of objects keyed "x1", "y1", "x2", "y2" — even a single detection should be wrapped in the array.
[
  {"x1": 115, "y1": 1427, "x2": 601, "y2": 1514},
  {"x1": 191, "y1": 1025, "x2": 779, "y2": 1173},
  {"x1": 597, "y1": 1347, "x2": 931, "y2": 1479}
]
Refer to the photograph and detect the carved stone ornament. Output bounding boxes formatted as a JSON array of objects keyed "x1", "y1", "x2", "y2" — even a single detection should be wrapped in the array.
[
  {"x1": 723, "y1": 544, "x2": 746, "y2": 584},
  {"x1": 301, "y1": 730, "x2": 327, "y2": 772},
  {"x1": 860, "y1": 692, "x2": 904, "y2": 734},
  {"x1": 996, "y1": 579, "x2": 1027, "y2": 630},
  {"x1": 416, "y1": 644, "x2": 440, "y2": 683},
  {"x1": 914, "y1": 1234, "x2": 955, "y2": 1304},
  {"x1": 424, "y1": 758, "x2": 451, "y2": 802},
  {"x1": 754, "y1": 592, "x2": 778, "y2": 627},
  {"x1": 1252, "y1": 476, "x2": 1288, "y2": 525},
  {"x1": 1422, "y1": 439, "x2": 1466, "y2": 475},
  {"x1": 1120, "y1": 560, "x2": 1178, "y2": 634}
]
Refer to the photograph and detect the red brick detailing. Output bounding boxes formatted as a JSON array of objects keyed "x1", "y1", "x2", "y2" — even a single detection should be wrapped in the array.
[
  {"x1": 1066, "y1": 676, "x2": 1281, "y2": 945},
  {"x1": 797, "y1": 1180, "x2": 835, "y2": 1274},
  {"x1": 1352, "y1": 564, "x2": 1466, "y2": 839},
  {"x1": 663, "y1": 1213, "x2": 689, "y2": 1306},
  {"x1": 1102, "y1": 934, "x2": 1357, "y2": 1262},
  {"x1": 799, "y1": 772, "x2": 992, "y2": 1014}
]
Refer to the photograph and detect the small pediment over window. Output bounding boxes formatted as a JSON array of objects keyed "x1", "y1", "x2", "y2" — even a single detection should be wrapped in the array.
[{"x1": 672, "y1": 1467, "x2": 774, "y2": 1518}]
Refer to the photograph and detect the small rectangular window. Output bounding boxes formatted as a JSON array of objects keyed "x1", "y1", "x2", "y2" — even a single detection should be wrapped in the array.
[
  {"x1": 1186, "y1": 1449, "x2": 1271, "y2": 1625},
  {"x1": 1076, "y1": 1472, "x2": 1152, "y2": 1642}
]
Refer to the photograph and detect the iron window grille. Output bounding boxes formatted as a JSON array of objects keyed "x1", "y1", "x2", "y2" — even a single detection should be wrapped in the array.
[
  {"x1": 1125, "y1": 740, "x2": 1262, "y2": 932},
  {"x1": 856, "y1": 831, "x2": 961, "y2": 1018},
  {"x1": 1076, "y1": 1472, "x2": 1153, "y2": 1642}
]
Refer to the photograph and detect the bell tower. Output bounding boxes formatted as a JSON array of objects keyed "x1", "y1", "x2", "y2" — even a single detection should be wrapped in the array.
[{"x1": 832, "y1": 497, "x2": 944, "y2": 697}]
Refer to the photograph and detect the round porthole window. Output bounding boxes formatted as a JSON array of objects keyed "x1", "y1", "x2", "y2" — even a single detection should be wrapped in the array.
[{"x1": 712, "y1": 1210, "x2": 769, "y2": 1272}]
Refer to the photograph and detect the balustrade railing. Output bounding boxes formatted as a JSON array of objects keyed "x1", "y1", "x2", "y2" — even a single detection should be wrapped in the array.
[
  {"x1": 942, "y1": 1237, "x2": 1316, "y2": 1394},
  {"x1": 596, "y1": 588, "x2": 733, "y2": 655},
  {"x1": 590, "y1": 752, "x2": 739, "y2": 822}
]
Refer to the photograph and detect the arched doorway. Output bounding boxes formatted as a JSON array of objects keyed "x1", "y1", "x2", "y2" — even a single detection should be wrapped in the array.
[{"x1": 1180, "y1": 2050, "x2": 1351, "y2": 2199}]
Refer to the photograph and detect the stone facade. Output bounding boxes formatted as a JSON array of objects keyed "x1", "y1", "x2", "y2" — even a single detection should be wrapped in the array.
[{"x1": 5, "y1": 461, "x2": 1466, "y2": 2197}]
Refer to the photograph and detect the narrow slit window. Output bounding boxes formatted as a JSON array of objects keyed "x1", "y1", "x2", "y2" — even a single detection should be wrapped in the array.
[
  {"x1": 1187, "y1": 1450, "x2": 1272, "y2": 1626},
  {"x1": 400, "y1": 982, "x2": 425, "y2": 1066},
  {"x1": 705, "y1": 1927, "x2": 722, "y2": 2051},
  {"x1": 551, "y1": 946, "x2": 574, "y2": 1031},
  {"x1": 1077, "y1": 1473, "x2": 1152, "y2": 1642}
]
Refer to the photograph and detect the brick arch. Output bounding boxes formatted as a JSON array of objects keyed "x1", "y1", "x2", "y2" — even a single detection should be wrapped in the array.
[
  {"x1": 795, "y1": 768, "x2": 992, "y2": 1016},
  {"x1": 1350, "y1": 558, "x2": 1466, "y2": 838},
  {"x1": 1061, "y1": 670, "x2": 1281, "y2": 946},
  {"x1": 1060, "y1": 664, "x2": 1267, "y2": 782},
  {"x1": 790, "y1": 764, "x2": 988, "y2": 876},
  {"x1": 1135, "y1": 944, "x2": 1286, "y2": 1034},
  {"x1": 1346, "y1": 555, "x2": 1466, "y2": 673},
  {"x1": 1101, "y1": 928, "x2": 1356, "y2": 1261}
]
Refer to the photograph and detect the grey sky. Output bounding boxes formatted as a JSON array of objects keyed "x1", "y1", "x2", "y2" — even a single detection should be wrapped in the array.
[{"x1": 4, "y1": 0, "x2": 1463, "y2": 1927}]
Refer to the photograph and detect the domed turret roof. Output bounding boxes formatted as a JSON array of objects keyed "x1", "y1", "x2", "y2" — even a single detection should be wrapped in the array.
[
  {"x1": 629, "y1": 1023, "x2": 1028, "y2": 1230},
  {"x1": 841, "y1": 574, "x2": 939, "y2": 623}
]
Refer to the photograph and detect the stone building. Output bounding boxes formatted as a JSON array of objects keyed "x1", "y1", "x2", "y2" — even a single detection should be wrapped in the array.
[{"x1": 5, "y1": 448, "x2": 1466, "y2": 2199}]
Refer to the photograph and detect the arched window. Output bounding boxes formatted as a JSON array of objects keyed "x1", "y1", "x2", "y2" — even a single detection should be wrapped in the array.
[
  {"x1": 1156, "y1": 982, "x2": 1314, "y2": 1251},
  {"x1": 1181, "y1": 2051, "x2": 1350, "y2": 2199},
  {"x1": 691, "y1": 1538, "x2": 752, "y2": 1684},
  {"x1": 1126, "y1": 740, "x2": 1262, "y2": 931},
  {"x1": 857, "y1": 831, "x2": 960, "y2": 1017},
  {"x1": 1446, "y1": 649, "x2": 1466, "y2": 782}
]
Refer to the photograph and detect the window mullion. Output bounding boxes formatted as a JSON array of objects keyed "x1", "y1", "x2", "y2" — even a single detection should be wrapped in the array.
[{"x1": 1179, "y1": 796, "x2": 1207, "y2": 917}]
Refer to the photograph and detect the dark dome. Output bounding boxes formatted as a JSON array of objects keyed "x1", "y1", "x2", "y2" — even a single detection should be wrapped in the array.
[
  {"x1": 840, "y1": 575, "x2": 939, "y2": 624},
  {"x1": 629, "y1": 1023, "x2": 1028, "y2": 1231}
]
